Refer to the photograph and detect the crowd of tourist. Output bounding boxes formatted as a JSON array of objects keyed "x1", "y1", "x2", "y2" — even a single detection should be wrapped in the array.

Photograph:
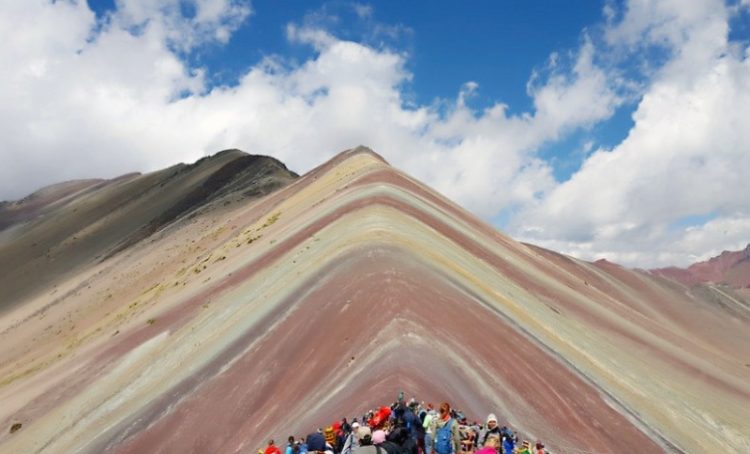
[{"x1": 261, "y1": 394, "x2": 549, "y2": 454}]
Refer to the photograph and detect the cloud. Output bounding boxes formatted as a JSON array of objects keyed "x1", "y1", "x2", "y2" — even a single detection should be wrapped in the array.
[
  {"x1": 513, "y1": 0, "x2": 750, "y2": 267},
  {"x1": 352, "y1": 3, "x2": 373, "y2": 19}
]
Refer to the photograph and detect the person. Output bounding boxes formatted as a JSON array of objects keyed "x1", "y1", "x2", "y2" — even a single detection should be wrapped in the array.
[
  {"x1": 333, "y1": 422, "x2": 345, "y2": 453},
  {"x1": 422, "y1": 404, "x2": 437, "y2": 454},
  {"x1": 307, "y1": 433, "x2": 329, "y2": 454},
  {"x1": 501, "y1": 433, "x2": 514, "y2": 454},
  {"x1": 353, "y1": 427, "x2": 379, "y2": 454},
  {"x1": 477, "y1": 414, "x2": 500, "y2": 448},
  {"x1": 266, "y1": 440, "x2": 282, "y2": 454},
  {"x1": 387, "y1": 423, "x2": 418, "y2": 454},
  {"x1": 325, "y1": 426, "x2": 337, "y2": 452},
  {"x1": 375, "y1": 429, "x2": 402, "y2": 454},
  {"x1": 433, "y1": 403, "x2": 460, "y2": 454},
  {"x1": 459, "y1": 426, "x2": 475, "y2": 454},
  {"x1": 342, "y1": 422, "x2": 361, "y2": 454},
  {"x1": 534, "y1": 442, "x2": 545, "y2": 454},
  {"x1": 517, "y1": 440, "x2": 532, "y2": 454},
  {"x1": 473, "y1": 435, "x2": 500, "y2": 454},
  {"x1": 286, "y1": 436, "x2": 296, "y2": 454}
]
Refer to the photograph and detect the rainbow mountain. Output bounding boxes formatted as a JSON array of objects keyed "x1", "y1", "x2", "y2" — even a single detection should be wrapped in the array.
[{"x1": 0, "y1": 146, "x2": 748, "y2": 453}]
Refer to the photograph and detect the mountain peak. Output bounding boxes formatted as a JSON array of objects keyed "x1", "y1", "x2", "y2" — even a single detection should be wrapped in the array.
[{"x1": 0, "y1": 147, "x2": 747, "y2": 454}]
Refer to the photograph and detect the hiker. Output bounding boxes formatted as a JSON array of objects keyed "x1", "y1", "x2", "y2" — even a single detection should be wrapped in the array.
[
  {"x1": 474, "y1": 435, "x2": 500, "y2": 454},
  {"x1": 266, "y1": 440, "x2": 282, "y2": 454},
  {"x1": 433, "y1": 403, "x2": 460, "y2": 454},
  {"x1": 342, "y1": 422, "x2": 361, "y2": 454},
  {"x1": 324, "y1": 427, "x2": 336, "y2": 450},
  {"x1": 285, "y1": 436, "x2": 296, "y2": 454},
  {"x1": 422, "y1": 404, "x2": 437, "y2": 454},
  {"x1": 459, "y1": 425, "x2": 475, "y2": 454},
  {"x1": 333, "y1": 422, "x2": 346, "y2": 453},
  {"x1": 307, "y1": 433, "x2": 332, "y2": 454},
  {"x1": 517, "y1": 440, "x2": 532, "y2": 454},
  {"x1": 477, "y1": 414, "x2": 500, "y2": 448},
  {"x1": 387, "y1": 422, "x2": 418, "y2": 454},
  {"x1": 374, "y1": 429, "x2": 402, "y2": 454},
  {"x1": 354, "y1": 427, "x2": 378, "y2": 454},
  {"x1": 501, "y1": 433, "x2": 515, "y2": 454},
  {"x1": 534, "y1": 442, "x2": 545, "y2": 454}
]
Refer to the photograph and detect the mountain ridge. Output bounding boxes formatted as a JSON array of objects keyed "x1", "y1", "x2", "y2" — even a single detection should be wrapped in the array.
[{"x1": 0, "y1": 146, "x2": 748, "y2": 453}]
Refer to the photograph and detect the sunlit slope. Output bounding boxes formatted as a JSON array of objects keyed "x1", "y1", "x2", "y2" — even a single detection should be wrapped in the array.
[{"x1": 0, "y1": 147, "x2": 747, "y2": 453}]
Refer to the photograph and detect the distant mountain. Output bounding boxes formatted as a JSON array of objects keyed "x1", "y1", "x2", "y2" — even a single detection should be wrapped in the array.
[
  {"x1": 651, "y1": 244, "x2": 750, "y2": 288},
  {"x1": 0, "y1": 147, "x2": 748, "y2": 453}
]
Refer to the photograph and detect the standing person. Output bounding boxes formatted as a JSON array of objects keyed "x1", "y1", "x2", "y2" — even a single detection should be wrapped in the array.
[
  {"x1": 534, "y1": 442, "x2": 545, "y2": 454},
  {"x1": 433, "y1": 403, "x2": 460, "y2": 454},
  {"x1": 307, "y1": 433, "x2": 331, "y2": 454},
  {"x1": 422, "y1": 404, "x2": 437, "y2": 454},
  {"x1": 266, "y1": 440, "x2": 283, "y2": 454},
  {"x1": 517, "y1": 440, "x2": 532, "y2": 454},
  {"x1": 477, "y1": 414, "x2": 500, "y2": 448},
  {"x1": 324, "y1": 426, "x2": 337, "y2": 453},
  {"x1": 501, "y1": 433, "x2": 514, "y2": 454},
  {"x1": 342, "y1": 422, "x2": 362, "y2": 454},
  {"x1": 354, "y1": 427, "x2": 378, "y2": 454}
]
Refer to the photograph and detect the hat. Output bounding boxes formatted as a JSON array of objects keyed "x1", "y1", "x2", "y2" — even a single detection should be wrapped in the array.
[
  {"x1": 351, "y1": 422, "x2": 360, "y2": 430},
  {"x1": 357, "y1": 426, "x2": 372, "y2": 440},
  {"x1": 486, "y1": 413, "x2": 497, "y2": 424},
  {"x1": 372, "y1": 430, "x2": 386, "y2": 444},
  {"x1": 306, "y1": 433, "x2": 326, "y2": 452}
]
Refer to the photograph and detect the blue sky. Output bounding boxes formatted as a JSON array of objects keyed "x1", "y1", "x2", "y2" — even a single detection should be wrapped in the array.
[{"x1": 1, "y1": 0, "x2": 749, "y2": 267}]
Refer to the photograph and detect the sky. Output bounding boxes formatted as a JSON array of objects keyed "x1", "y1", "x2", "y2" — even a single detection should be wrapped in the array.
[{"x1": 1, "y1": 0, "x2": 749, "y2": 268}]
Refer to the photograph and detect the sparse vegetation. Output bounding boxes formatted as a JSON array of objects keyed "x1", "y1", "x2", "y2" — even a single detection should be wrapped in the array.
[
  {"x1": 147, "y1": 318, "x2": 156, "y2": 325},
  {"x1": 262, "y1": 212, "x2": 281, "y2": 228}
]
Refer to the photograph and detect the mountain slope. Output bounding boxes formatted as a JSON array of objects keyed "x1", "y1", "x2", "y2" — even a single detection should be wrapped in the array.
[
  {"x1": 0, "y1": 149, "x2": 297, "y2": 308},
  {"x1": 0, "y1": 147, "x2": 748, "y2": 453}
]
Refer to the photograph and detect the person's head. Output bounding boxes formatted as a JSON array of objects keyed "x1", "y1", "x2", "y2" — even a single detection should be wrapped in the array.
[
  {"x1": 268, "y1": 440, "x2": 275, "y2": 446},
  {"x1": 484, "y1": 436, "x2": 500, "y2": 449},
  {"x1": 439, "y1": 402, "x2": 451, "y2": 417},
  {"x1": 372, "y1": 430, "x2": 386, "y2": 445},
  {"x1": 535, "y1": 441, "x2": 544, "y2": 450},
  {"x1": 288, "y1": 436, "x2": 295, "y2": 444},
  {"x1": 351, "y1": 422, "x2": 360, "y2": 432},
  {"x1": 357, "y1": 426, "x2": 372, "y2": 442},
  {"x1": 486, "y1": 413, "x2": 498, "y2": 429},
  {"x1": 306, "y1": 433, "x2": 326, "y2": 452}
]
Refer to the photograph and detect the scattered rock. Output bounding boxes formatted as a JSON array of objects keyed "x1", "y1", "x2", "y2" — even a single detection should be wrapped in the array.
[{"x1": 10, "y1": 423, "x2": 22, "y2": 434}]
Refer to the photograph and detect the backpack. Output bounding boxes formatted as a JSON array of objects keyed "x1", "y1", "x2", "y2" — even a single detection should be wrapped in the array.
[{"x1": 434, "y1": 419, "x2": 453, "y2": 454}]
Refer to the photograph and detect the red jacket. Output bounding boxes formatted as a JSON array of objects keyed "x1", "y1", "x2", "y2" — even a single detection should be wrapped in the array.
[{"x1": 265, "y1": 445, "x2": 281, "y2": 454}]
